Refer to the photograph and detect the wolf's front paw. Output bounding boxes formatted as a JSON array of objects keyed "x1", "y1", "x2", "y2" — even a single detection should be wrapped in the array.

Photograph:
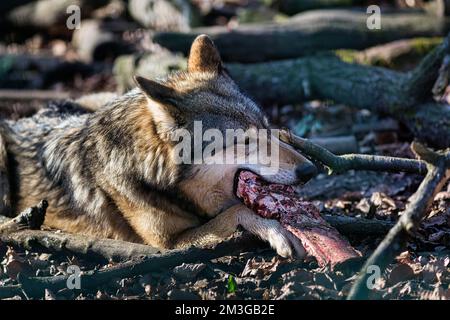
[
  {"x1": 264, "y1": 221, "x2": 306, "y2": 258},
  {"x1": 237, "y1": 209, "x2": 306, "y2": 259}
]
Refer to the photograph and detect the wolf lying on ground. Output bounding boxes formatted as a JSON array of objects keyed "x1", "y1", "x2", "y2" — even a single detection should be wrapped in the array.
[{"x1": 0, "y1": 35, "x2": 317, "y2": 258}]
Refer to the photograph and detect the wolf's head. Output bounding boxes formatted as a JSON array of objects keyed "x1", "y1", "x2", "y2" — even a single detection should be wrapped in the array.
[{"x1": 135, "y1": 35, "x2": 316, "y2": 216}]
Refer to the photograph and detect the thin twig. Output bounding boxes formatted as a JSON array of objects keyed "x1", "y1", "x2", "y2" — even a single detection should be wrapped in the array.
[
  {"x1": 347, "y1": 142, "x2": 450, "y2": 300},
  {"x1": 280, "y1": 130, "x2": 427, "y2": 174}
]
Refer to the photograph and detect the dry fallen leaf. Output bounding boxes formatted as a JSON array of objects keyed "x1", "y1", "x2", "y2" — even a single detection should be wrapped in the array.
[
  {"x1": 172, "y1": 263, "x2": 206, "y2": 281},
  {"x1": 387, "y1": 263, "x2": 416, "y2": 286},
  {"x1": 241, "y1": 257, "x2": 280, "y2": 278}
]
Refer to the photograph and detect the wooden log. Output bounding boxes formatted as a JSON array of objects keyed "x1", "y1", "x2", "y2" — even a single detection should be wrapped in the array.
[
  {"x1": 351, "y1": 119, "x2": 399, "y2": 134},
  {"x1": 17, "y1": 233, "x2": 263, "y2": 297},
  {"x1": 323, "y1": 215, "x2": 393, "y2": 235},
  {"x1": 15, "y1": 213, "x2": 396, "y2": 298},
  {"x1": 0, "y1": 200, "x2": 47, "y2": 234},
  {"x1": 0, "y1": 53, "x2": 99, "y2": 89},
  {"x1": 152, "y1": 9, "x2": 450, "y2": 62}
]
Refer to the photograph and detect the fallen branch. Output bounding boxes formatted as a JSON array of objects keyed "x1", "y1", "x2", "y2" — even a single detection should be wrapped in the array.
[
  {"x1": 280, "y1": 130, "x2": 427, "y2": 175},
  {"x1": 0, "y1": 214, "x2": 165, "y2": 263},
  {"x1": 17, "y1": 233, "x2": 264, "y2": 297},
  {"x1": 1, "y1": 213, "x2": 390, "y2": 262},
  {"x1": 153, "y1": 9, "x2": 450, "y2": 62},
  {"x1": 0, "y1": 230, "x2": 163, "y2": 262},
  {"x1": 351, "y1": 119, "x2": 399, "y2": 135},
  {"x1": 0, "y1": 201, "x2": 163, "y2": 261},
  {"x1": 347, "y1": 142, "x2": 450, "y2": 300}
]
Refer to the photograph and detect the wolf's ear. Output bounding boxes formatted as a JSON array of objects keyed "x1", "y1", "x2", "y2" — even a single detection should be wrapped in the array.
[
  {"x1": 134, "y1": 76, "x2": 179, "y2": 105},
  {"x1": 188, "y1": 34, "x2": 223, "y2": 73},
  {"x1": 134, "y1": 76, "x2": 183, "y2": 130}
]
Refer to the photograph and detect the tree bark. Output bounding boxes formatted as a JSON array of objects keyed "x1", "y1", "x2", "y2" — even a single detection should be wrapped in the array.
[{"x1": 153, "y1": 9, "x2": 450, "y2": 62}]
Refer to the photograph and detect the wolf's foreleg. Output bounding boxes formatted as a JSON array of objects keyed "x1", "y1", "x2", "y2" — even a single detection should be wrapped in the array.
[
  {"x1": 0, "y1": 133, "x2": 11, "y2": 216},
  {"x1": 172, "y1": 204, "x2": 242, "y2": 249},
  {"x1": 172, "y1": 204, "x2": 305, "y2": 258}
]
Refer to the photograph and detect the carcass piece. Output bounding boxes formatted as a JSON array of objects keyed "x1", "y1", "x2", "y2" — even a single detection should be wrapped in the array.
[{"x1": 236, "y1": 170, "x2": 360, "y2": 267}]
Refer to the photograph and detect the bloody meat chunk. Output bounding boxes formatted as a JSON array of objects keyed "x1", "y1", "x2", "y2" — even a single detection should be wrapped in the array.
[{"x1": 236, "y1": 170, "x2": 360, "y2": 267}]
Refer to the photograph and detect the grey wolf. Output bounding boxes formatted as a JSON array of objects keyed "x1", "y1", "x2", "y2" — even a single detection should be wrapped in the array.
[{"x1": 0, "y1": 35, "x2": 317, "y2": 258}]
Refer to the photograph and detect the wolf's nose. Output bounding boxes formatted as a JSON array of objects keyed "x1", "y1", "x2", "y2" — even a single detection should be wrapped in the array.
[{"x1": 295, "y1": 163, "x2": 317, "y2": 183}]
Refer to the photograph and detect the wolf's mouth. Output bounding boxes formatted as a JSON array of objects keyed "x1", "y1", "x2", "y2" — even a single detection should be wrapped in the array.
[
  {"x1": 233, "y1": 169, "x2": 296, "y2": 201},
  {"x1": 233, "y1": 169, "x2": 265, "y2": 197}
]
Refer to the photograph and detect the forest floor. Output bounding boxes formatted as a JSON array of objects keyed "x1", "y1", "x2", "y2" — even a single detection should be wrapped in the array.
[
  {"x1": 1, "y1": 80, "x2": 449, "y2": 299},
  {"x1": 1, "y1": 6, "x2": 449, "y2": 299},
  {"x1": 1, "y1": 169, "x2": 449, "y2": 300}
]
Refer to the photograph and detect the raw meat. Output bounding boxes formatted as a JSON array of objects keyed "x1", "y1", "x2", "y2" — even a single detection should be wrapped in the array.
[{"x1": 236, "y1": 170, "x2": 360, "y2": 267}]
